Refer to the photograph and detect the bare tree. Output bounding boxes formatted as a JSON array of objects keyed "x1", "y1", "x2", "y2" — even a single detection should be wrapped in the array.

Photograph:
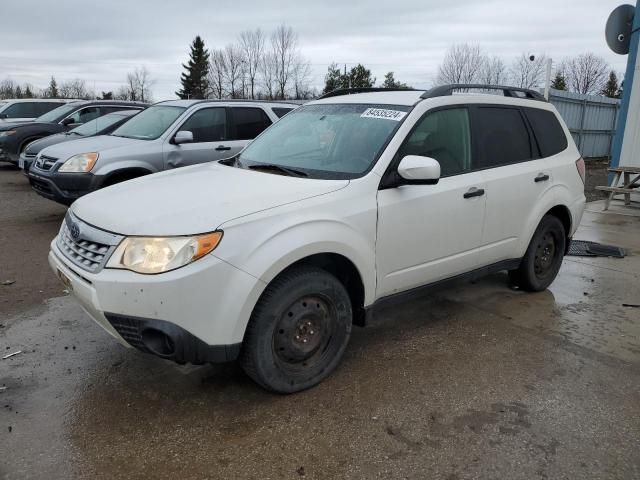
[
  {"x1": 0, "y1": 79, "x2": 17, "y2": 99},
  {"x1": 509, "y1": 54, "x2": 547, "y2": 89},
  {"x1": 271, "y1": 24, "x2": 298, "y2": 99},
  {"x1": 239, "y1": 29, "x2": 265, "y2": 99},
  {"x1": 292, "y1": 57, "x2": 313, "y2": 99},
  {"x1": 479, "y1": 56, "x2": 507, "y2": 85},
  {"x1": 436, "y1": 44, "x2": 484, "y2": 85},
  {"x1": 59, "y1": 79, "x2": 93, "y2": 99},
  {"x1": 260, "y1": 51, "x2": 277, "y2": 99},
  {"x1": 565, "y1": 53, "x2": 609, "y2": 95},
  {"x1": 124, "y1": 67, "x2": 154, "y2": 102},
  {"x1": 223, "y1": 43, "x2": 245, "y2": 98},
  {"x1": 208, "y1": 49, "x2": 226, "y2": 99}
]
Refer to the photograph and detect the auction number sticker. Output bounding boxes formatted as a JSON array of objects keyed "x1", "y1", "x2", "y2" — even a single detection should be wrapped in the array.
[{"x1": 360, "y1": 108, "x2": 407, "y2": 121}]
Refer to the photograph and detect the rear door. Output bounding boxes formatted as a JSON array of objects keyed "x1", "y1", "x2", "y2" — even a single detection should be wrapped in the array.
[
  {"x1": 163, "y1": 106, "x2": 228, "y2": 168},
  {"x1": 226, "y1": 106, "x2": 274, "y2": 156},
  {"x1": 471, "y1": 105, "x2": 551, "y2": 265}
]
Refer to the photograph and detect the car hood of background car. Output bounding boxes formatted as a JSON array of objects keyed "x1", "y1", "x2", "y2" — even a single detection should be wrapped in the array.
[
  {"x1": 38, "y1": 135, "x2": 142, "y2": 160},
  {"x1": 25, "y1": 132, "x2": 78, "y2": 155},
  {"x1": 71, "y1": 162, "x2": 350, "y2": 236}
]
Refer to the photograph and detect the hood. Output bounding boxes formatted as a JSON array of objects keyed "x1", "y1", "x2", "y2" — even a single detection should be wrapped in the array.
[
  {"x1": 34, "y1": 134, "x2": 142, "y2": 161},
  {"x1": 71, "y1": 162, "x2": 349, "y2": 236},
  {"x1": 0, "y1": 120, "x2": 34, "y2": 130},
  {"x1": 25, "y1": 133, "x2": 74, "y2": 155}
]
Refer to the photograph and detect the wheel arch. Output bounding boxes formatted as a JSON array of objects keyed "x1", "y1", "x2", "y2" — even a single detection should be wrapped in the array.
[{"x1": 102, "y1": 166, "x2": 153, "y2": 186}]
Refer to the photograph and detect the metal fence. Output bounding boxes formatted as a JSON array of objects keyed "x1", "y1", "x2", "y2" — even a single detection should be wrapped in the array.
[{"x1": 548, "y1": 88, "x2": 620, "y2": 159}]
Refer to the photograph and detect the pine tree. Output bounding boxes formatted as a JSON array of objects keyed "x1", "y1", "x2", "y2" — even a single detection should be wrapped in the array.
[
  {"x1": 24, "y1": 85, "x2": 33, "y2": 98},
  {"x1": 177, "y1": 36, "x2": 210, "y2": 99},
  {"x1": 322, "y1": 63, "x2": 343, "y2": 94},
  {"x1": 347, "y1": 64, "x2": 375, "y2": 89},
  {"x1": 48, "y1": 76, "x2": 58, "y2": 98},
  {"x1": 14, "y1": 85, "x2": 22, "y2": 98},
  {"x1": 381, "y1": 72, "x2": 410, "y2": 89},
  {"x1": 550, "y1": 73, "x2": 567, "y2": 91},
  {"x1": 600, "y1": 71, "x2": 621, "y2": 98}
]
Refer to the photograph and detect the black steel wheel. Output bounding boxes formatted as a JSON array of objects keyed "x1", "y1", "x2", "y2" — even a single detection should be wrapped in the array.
[
  {"x1": 509, "y1": 215, "x2": 566, "y2": 292},
  {"x1": 241, "y1": 266, "x2": 352, "y2": 393}
]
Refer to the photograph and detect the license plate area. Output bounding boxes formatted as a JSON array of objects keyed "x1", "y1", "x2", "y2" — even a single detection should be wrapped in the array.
[{"x1": 18, "y1": 157, "x2": 24, "y2": 169}]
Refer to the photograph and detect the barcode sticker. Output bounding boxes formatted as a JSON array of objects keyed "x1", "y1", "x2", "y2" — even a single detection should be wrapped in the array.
[{"x1": 360, "y1": 108, "x2": 407, "y2": 121}]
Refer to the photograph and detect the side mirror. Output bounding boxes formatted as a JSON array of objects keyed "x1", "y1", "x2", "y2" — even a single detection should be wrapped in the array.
[
  {"x1": 397, "y1": 155, "x2": 441, "y2": 185},
  {"x1": 61, "y1": 117, "x2": 75, "y2": 126},
  {"x1": 173, "y1": 130, "x2": 194, "y2": 145}
]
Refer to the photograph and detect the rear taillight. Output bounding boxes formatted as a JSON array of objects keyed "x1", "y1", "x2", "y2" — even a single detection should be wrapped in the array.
[{"x1": 575, "y1": 157, "x2": 586, "y2": 184}]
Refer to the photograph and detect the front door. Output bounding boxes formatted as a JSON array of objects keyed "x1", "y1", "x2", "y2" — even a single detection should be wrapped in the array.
[
  {"x1": 376, "y1": 107, "x2": 487, "y2": 298},
  {"x1": 163, "y1": 107, "x2": 230, "y2": 169}
]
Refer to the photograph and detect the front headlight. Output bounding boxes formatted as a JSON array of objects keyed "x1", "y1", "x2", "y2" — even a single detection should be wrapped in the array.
[
  {"x1": 106, "y1": 231, "x2": 223, "y2": 274},
  {"x1": 0, "y1": 130, "x2": 16, "y2": 137},
  {"x1": 58, "y1": 152, "x2": 99, "y2": 173}
]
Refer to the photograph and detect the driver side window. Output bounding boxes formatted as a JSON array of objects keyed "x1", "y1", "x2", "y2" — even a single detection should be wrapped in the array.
[{"x1": 398, "y1": 108, "x2": 472, "y2": 177}]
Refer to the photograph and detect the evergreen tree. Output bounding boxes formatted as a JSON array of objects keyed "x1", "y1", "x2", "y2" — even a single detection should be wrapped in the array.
[
  {"x1": 177, "y1": 36, "x2": 210, "y2": 99},
  {"x1": 600, "y1": 71, "x2": 621, "y2": 98},
  {"x1": 48, "y1": 76, "x2": 58, "y2": 98},
  {"x1": 24, "y1": 85, "x2": 33, "y2": 98},
  {"x1": 322, "y1": 63, "x2": 343, "y2": 94},
  {"x1": 550, "y1": 73, "x2": 567, "y2": 91},
  {"x1": 14, "y1": 85, "x2": 22, "y2": 98},
  {"x1": 381, "y1": 72, "x2": 410, "y2": 89},
  {"x1": 100, "y1": 91, "x2": 114, "y2": 100},
  {"x1": 347, "y1": 64, "x2": 375, "y2": 89}
]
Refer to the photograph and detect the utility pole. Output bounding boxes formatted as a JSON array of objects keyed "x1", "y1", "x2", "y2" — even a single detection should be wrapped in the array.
[{"x1": 544, "y1": 57, "x2": 553, "y2": 100}]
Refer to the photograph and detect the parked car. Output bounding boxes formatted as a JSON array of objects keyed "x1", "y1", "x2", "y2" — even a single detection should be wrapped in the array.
[
  {"x1": 0, "y1": 100, "x2": 145, "y2": 165},
  {"x1": 28, "y1": 100, "x2": 297, "y2": 205},
  {"x1": 19, "y1": 110, "x2": 142, "y2": 173},
  {"x1": 48, "y1": 85, "x2": 586, "y2": 393},
  {"x1": 0, "y1": 98, "x2": 75, "y2": 123}
]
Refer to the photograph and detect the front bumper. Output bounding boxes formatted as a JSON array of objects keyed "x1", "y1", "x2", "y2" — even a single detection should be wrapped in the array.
[
  {"x1": 28, "y1": 167, "x2": 103, "y2": 205},
  {"x1": 49, "y1": 239, "x2": 266, "y2": 364}
]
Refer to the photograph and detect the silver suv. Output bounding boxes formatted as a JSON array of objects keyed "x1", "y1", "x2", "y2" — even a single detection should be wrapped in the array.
[{"x1": 28, "y1": 100, "x2": 297, "y2": 205}]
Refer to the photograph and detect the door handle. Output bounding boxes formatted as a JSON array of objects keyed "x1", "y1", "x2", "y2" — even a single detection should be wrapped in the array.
[
  {"x1": 535, "y1": 173, "x2": 550, "y2": 183},
  {"x1": 463, "y1": 187, "x2": 485, "y2": 199},
  {"x1": 215, "y1": 145, "x2": 231, "y2": 151}
]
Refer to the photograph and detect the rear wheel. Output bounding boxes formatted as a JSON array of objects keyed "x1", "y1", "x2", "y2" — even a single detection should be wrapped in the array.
[
  {"x1": 509, "y1": 215, "x2": 566, "y2": 292},
  {"x1": 240, "y1": 266, "x2": 352, "y2": 393}
]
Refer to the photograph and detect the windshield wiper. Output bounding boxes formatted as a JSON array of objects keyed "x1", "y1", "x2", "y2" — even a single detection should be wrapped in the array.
[{"x1": 248, "y1": 163, "x2": 308, "y2": 177}]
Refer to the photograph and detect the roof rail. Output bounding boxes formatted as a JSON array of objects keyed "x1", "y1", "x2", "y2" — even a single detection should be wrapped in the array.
[
  {"x1": 421, "y1": 84, "x2": 546, "y2": 102},
  {"x1": 317, "y1": 87, "x2": 421, "y2": 99}
]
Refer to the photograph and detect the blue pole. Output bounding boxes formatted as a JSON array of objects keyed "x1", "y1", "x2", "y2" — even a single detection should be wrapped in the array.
[{"x1": 610, "y1": 0, "x2": 640, "y2": 177}]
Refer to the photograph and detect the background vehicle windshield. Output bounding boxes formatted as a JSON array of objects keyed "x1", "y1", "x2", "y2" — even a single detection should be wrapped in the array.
[
  {"x1": 36, "y1": 103, "x2": 78, "y2": 123},
  {"x1": 111, "y1": 105, "x2": 185, "y2": 140},
  {"x1": 71, "y1": 113, "x2": 130, "y2": 136},
  {"x1": 238, "y1": 103, "x2": 410, "y2": 179}
]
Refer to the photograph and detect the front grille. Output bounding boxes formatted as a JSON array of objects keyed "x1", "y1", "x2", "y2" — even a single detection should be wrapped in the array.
[
  {"x1": 35, "y1": 154, "x2": 58, "y2": 171},
  {"x1": 56, "y1": 212, "x2": 124, "y2": 273},
  {"x1": 23, "y1": 151, "x2": 37, "y2": 159}
]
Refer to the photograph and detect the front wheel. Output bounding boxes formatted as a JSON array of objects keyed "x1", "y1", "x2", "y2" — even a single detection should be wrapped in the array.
[
  {"x1": 240, "y1": 266, "x2": 352, "y2": 393},
  {"x1": 509, "y1": 215, "x2": 566, "y2": 292}
]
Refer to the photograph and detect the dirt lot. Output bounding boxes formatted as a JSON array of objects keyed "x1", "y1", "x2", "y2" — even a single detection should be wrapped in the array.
[{"x1": 1, "y1": 162, "x2": 639, "y2": 480}]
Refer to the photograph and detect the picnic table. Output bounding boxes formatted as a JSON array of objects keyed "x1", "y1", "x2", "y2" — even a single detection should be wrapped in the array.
[{"x1": 596, "y1": 166, "x2": 640, "y2": 210}]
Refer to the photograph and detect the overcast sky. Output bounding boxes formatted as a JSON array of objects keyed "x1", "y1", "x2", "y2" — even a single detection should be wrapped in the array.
[{"x1": 0, "y1": 0, "x2": 631, "y2": 100}]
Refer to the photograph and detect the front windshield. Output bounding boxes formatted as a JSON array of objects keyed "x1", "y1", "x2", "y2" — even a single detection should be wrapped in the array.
[
  {"x1": 238, "y1": 103, "x2": 410, "y2": 179},
  {"x1": 111, "y1": 105, "x2": 185, "y2": 140},
  {"x1": 36, "y1": 103, "x2": 78, "y2": 123},
  {"x1": 71, "y1": 113, "x2": 129, "y2": 136}
]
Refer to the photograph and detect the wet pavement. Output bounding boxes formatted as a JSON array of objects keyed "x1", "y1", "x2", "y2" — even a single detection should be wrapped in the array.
[{"x1": 1, "y1": 171, "x2": 640, "y2": 479}]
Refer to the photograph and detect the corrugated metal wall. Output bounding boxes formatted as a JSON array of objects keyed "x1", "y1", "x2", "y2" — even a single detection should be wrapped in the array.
[{"x1": 548, "y1": 89, "x2": 620, "y2": 159}]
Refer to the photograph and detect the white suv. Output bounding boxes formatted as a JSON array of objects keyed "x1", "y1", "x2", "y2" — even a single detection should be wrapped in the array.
[{"x1": 48, "y1": 85, "x2": 586, "y2": 393}]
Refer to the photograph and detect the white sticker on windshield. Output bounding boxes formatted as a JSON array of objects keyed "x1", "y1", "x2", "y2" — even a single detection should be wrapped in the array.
[{"x1": 360, "y1": 108, "x2": 407, "y2": 121}]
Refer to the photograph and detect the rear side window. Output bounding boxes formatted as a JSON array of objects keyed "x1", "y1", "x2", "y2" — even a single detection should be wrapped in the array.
[
  {"x1": 524, "y1": 108, "x2": 568, "y2": 158},
  {"x1": 272, "y1": 107, "x2": 294, "y2": 118},
  {"x1": 472, "y1": 107, "x2": 533, "y2": 169},
  {"x1": 35, "y1": 103, "x2": 62, "y2": 116},
  {"x1": 231, "y1": 108, "x2": 272, "y2": 140},
  {"x1": 398, "y1": 108, "x2": 472, "y2": 177},
  {"x1": 3, "y1": 103, "x2": 37, "y2": 118}
]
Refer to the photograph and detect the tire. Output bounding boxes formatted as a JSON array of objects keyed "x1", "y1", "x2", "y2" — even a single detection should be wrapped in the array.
[
  {"x1": 509, "y1": 215, "x2": 566, "y2": 292},
  {"x1": 240, "y1": 266, "x2": 353, "y2": 394}
]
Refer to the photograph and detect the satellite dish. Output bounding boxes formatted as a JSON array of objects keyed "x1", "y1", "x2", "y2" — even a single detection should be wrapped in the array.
[{"x1": 606, "y1": 4, "x2": 636, "y2": 55}]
